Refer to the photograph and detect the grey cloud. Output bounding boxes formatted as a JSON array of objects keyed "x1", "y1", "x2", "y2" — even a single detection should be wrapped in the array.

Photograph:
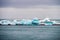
[
  {"x1": 0, "y1": 0, "x2": 60, "y2": 7},
  {"x1": 0, "y1": 6, "x2": 60, "y2": 19}
]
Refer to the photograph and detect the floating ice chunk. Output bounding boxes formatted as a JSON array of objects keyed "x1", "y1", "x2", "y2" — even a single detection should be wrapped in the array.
[
  {"x1": 32, "y1": 18, "x2": 39, "y2": 24},
  {"x1": 44, "y1": 22, "x2": 53, "y2": 25},
  {"x1": 42, "y1": 18, "x2": 53, "y2": 25},
  {"x1": 13, "y1": 20, "x2": 21, "y2": 24},
  {"x1": 0, "y1": 20, "x2": 11, "y2": 25},
  {"x1": 20, "y1": 19, "x2": 32, "y2": 25},
  {"x1": 25, "y1": 20, "x2": 32, "y2": 24},
  {"x1": 20, "y1": 19, "x2": 26, "y2": 24},
  {"x1": 9, "y1": 22, "x2": 16, "y2": 25},
  {"x1": 52, "y1": 21, "x2": 56, "y2": 24},
  {"x1": 44, "y1": 21, "x2": 53, "y2": 25},
  {"x1": 0, "y1": 20, "x2": 17, "y2": 25}
]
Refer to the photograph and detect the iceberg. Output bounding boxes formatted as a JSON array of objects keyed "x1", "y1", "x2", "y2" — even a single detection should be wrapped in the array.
[
  {"x1": 20, "y1": 19, "x2": 26, "y2": 24},
  {"x1": 13, "y1": 20, "x2": 21, "y2": 25},
  {"x1": 0, "y1": 20, "x2": 11, "y2": 25},
  {"x1": 52, "y1": 21, "x2": 56, "y2": 24},
  {"x1": 0, "y1": 18, "x2": 58, "y2": 26},
  {"x1": 44, "y1": 21, "x2": 53, "y2": 25},
  {"x1": 20, "y1": 19, "x2": 32, "y2": 25},
  {"x1": 43, "y1": 18, "x2": 53, "y2": 25},
  {"x1": 32, "y1": 18, "x2": 39, "y2": 25},
  {"x1": 26, "y1": 20, "x2": 32, "y2": 24},
  {"x1": 9, "y1": 22, "x2": 16, "y2": 25}
]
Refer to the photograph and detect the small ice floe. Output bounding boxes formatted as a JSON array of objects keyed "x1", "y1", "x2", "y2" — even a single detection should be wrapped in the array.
[
  {"x1": 9, "y1": 22, "x2": 16, "y2": 25},
  {"x1": 52, "y1": 21, "x2": 57, "y2": 24},
  {"x1": 25, "y1": 20, "x2": 32, "y2": 25},
  {"x1": 52, "y1": 21, "x2": 60, "y2": 25},
  {"x1": 44, "y1": 21, "x2": 53, "y2": 25},
  {"x1": 20, "y1": 19, "x2": 27, "y2": 24},
  {"x1": 42, "y1": 18, "x2": 53, "y2": 25},
  {"x1": 20, "y1": 19, "x2": 32, "y2": 25},
  {"x1": 0, "y1": 20, "x2": 11, "y2": 25},
  {"x1": 32, "y1": 17, "x2": 39, "y2": 25},
  {"x1": 13, "y1": 19, "x2": 21, "y2": 25}
]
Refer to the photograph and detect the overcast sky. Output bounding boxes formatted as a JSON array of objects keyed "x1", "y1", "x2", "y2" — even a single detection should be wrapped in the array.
[
  {"x1": 0, "y1": 0, "x2": 60, "y2": 19},
  {"x1": 0, "y1": 0, "x2": 60, "y2": 7}
]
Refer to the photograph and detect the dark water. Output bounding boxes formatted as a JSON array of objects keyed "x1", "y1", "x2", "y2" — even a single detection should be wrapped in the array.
[{"x1": 0, "y1": 26, "x2": 60, "y2": 40}]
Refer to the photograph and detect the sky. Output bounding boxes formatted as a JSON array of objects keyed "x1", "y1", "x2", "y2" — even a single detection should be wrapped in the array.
[
  {"x1": 0, "y1": 0, "x2": 60, "y2": 7},
  {"x1": 0, "y1": 0, "x2": 60, "y2": 19}
]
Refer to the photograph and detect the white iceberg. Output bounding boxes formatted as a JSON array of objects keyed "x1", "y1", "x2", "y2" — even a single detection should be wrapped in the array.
[
  {"x1": 25, "y1": 20, "x2": 32, "y2": 24},
  {"x1": 20, "y1": 19, "x2": 32, "y2": 25},
  {"x1": 9, "y1": 22, "x2": 16, "y2": 25},
  {"x1": 0, "y1": 20, "x2": 11, "y2": 25},
  {"x1": 13, "y1": 20, "x2": 21, "y2": 24},
  {"x1": 20, "y1": 19, "x2": 26, "y2": 24},
  {"x1": 43, "y1": 18, "x2": 53, "y2": 25}
]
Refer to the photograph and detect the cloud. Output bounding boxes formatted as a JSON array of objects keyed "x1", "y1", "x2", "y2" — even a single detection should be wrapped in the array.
[
  {"x1": 0, "y1": 6, "x2": 60, "y2": 19},
  {"x1": 0, "y1": 0, "x2": 59, "y2": 7}
]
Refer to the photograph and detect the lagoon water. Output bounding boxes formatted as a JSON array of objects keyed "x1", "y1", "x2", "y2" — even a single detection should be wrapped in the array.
[{"x1": 0, "y1": 25, "x2": 60, "y2": 40}]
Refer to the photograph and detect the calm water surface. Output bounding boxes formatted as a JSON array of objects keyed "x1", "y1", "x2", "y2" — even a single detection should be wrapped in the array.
[{"x1": 0, "y1": 26, "x2": 60, "y2": 40}]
